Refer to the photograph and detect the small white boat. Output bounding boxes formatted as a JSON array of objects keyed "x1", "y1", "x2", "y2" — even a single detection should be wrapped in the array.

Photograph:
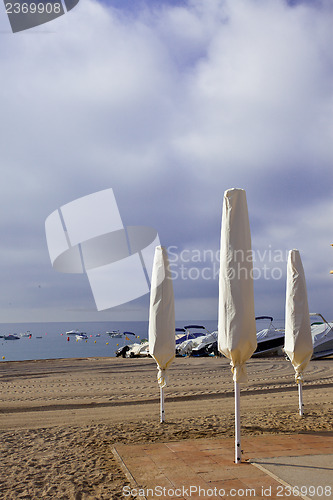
[
  {"x1": 310, "y1": 313, "x2": 333, "y2": 359},
  {"x1": 20, "y1": 332, "x2": 32, "y2": 338},
  {"x1": 106, "y1": 330, "x2": 122, "y2": 338},
  {"x1": 75, "y1": 333, "x2": 88, "y2": 340}
]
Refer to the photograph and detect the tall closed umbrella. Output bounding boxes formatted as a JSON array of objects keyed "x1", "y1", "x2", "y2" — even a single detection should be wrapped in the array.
[
  {"x1": 284, "y1": 249, "x2": 313, "y2": 416},
  {"x1": 218, "y1": 188, "x2": 257, "y2": 464},
  {"x1": 148, "y1": 246, "x2": 175, "y2": 423}
]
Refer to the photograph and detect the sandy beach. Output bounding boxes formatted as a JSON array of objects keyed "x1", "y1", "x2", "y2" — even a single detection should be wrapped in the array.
[{"x1": 0, "y1": 355, "x2": 332, "y2": 499}]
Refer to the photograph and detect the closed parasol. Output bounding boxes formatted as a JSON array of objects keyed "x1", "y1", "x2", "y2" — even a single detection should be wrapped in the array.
[
  {"x1": 148, "y1": 246, "x2": 175, "y2": 423},
  {"x1": 284, "y1": 249, "x2": 313, "y2": 416},
  {"x1": 218, "y1": 188, "x2": 257, "y2": 463}
]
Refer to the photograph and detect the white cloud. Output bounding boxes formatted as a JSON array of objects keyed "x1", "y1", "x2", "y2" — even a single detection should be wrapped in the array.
[{"x1": 0, "y1": 0, "x2": 332, "y2": 321}]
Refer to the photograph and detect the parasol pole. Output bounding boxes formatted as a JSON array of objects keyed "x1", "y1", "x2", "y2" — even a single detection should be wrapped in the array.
[
  {"x1": 160, "y1": 386, "x2": 165, "y2": 423},
  {"x1": 298, "y1": 381, "x2": 303, "y2": 416},
  {"x1": 235, "y1": 381, "x2": 241, "y2": 463}
]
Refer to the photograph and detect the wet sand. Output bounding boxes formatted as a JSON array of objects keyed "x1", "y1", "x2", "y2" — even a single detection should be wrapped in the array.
[{"x1": 0, "y1": 355, "x2": 332, "y2": 499}]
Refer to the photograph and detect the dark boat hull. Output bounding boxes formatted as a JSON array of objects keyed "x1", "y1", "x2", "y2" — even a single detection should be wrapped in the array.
[{"x1": 252, "y1": 334, "x2": 285, "y2": 357}]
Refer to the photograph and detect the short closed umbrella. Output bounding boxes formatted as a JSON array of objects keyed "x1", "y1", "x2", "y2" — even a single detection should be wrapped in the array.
[
  {"x1": 218, "y1": 188, "x2": 257, "y2": 464},
  {"x1": 148, "y1": 246, "x2": 175, "y2": 423},
  {"x1": 284, "y1": 249, "x2": 313, "y2": 416}
]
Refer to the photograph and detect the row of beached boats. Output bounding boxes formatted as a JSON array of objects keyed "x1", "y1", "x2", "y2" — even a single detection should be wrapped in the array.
[{"x1": 115, "y1": 313, "x2": 333, "y2": 360}]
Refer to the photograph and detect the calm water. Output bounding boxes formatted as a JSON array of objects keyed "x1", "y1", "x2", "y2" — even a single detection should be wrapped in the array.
[
  {"x1": 0, "y1": 318, "x2": 286, "y2": 363},
  {"x1": 0, "y1": 320, "x2": 219, "y2": 362}
]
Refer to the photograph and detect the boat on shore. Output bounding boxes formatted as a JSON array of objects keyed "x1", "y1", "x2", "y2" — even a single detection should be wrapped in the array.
[
  {"x1": 253, "y1": 313, "x2": 333, "y2": 359},
  {"x1": 176, "y1": 325, "x2": 213, "y2": 356},
  {"x1": 125, "y1": 340, "x2": 149, "y2": 358},
  {"x1": 310, "y1": 313, "x2": 333, "y2": 359},
  {"x1": 190, "y1": 331, "x2": 218, "y2": 356},
  {"x1": 181, "y1": 318, "x2": 285, "y2": 358},
  {"x1": 252, "y1": 316, "x2": 285, "y2": 357},
  {"x1": 176, "y1": 325, "x2": 208, "y2": 345},
  {"x1": 114, "y1": 332, "x2": 138, "y2": 357}
]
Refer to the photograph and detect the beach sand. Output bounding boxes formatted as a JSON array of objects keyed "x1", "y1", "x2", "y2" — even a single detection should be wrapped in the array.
[{"x1": 0, "y1": 355, "x2": 332, "y2": 499}]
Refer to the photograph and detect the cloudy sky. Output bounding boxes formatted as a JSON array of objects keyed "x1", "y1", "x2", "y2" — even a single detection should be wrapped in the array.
[{"x1": 0, "y1": 0, "x2": 332, "y2": 325}]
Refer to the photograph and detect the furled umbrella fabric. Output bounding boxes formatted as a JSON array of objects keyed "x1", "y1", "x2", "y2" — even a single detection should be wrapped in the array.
[
  {"x1": 218, "y1": 188, "x2": 257, "y2": 383},
  {"x1": 148, "y1": 246, "x2": 175, "y2": 421},
  {"x1": 284, "y1": 249, "x2": 313, "y2": 415},
  {"x1": 218, "y1": 188, "x2": 257, "y2": 463}
]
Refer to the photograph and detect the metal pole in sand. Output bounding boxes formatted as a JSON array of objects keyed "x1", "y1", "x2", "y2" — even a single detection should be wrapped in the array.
[
  {"x1": 235, "y1": 381, "x2": 241, "y2": 463},
  {"x1": 160, "y1": 386, "x2": 165, "y2": 423},
  {"x1": 298, "y1": 382, "x2": 304, "y2": 416}
]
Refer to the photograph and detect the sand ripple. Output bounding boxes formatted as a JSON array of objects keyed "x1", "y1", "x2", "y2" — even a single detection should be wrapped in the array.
[{"x1": 0, "y1": 356, "x2": 332, "y2": 499}]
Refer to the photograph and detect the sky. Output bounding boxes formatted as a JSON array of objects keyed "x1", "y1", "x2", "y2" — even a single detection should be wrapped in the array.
[{"x1": 0, "y1": 0, "x2": 332, "y2": 324}]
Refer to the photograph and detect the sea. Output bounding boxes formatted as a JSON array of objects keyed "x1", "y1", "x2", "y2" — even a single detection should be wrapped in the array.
[{"x1": 0, "y1": 320, "x2": 220, "y2": 362}]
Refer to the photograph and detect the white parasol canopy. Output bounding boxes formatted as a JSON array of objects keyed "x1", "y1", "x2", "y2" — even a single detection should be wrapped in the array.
[
  {"x1": 148, "y1": 246, "x2": 175, "y2": 422},
  {"x1": 218, "y1": 188, "x2": 257, "y2": 463},
  {"x1": 284, "y1": 249, "x2": 313, "y2": 415}
]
